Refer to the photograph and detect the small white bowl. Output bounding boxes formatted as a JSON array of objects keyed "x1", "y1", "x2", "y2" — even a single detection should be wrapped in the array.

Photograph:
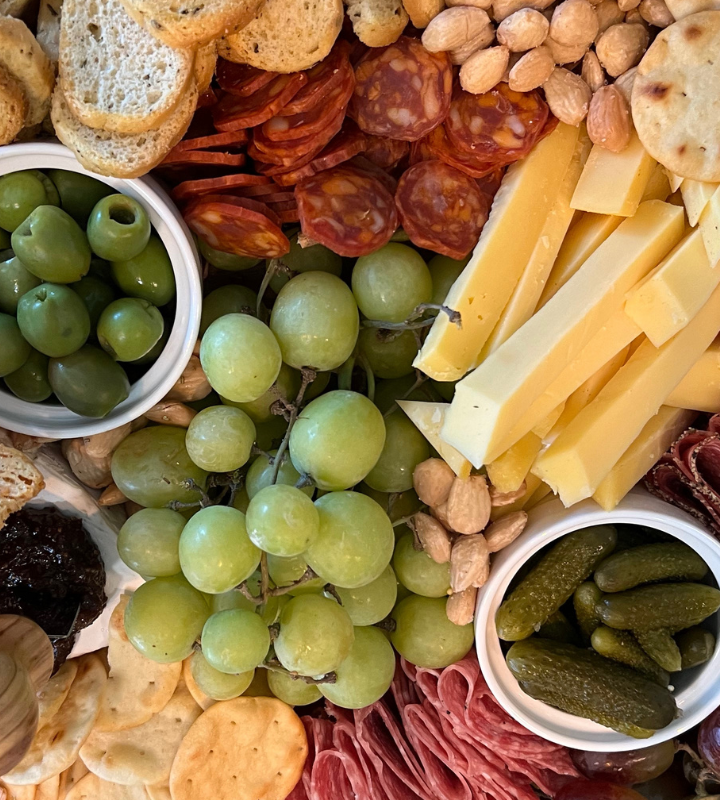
[
  {"x1": 0, "y1": 141, "x2": 202, "y2": 438},
  {"x1": 475, "y1": 487, "x2": 720, "y2": 752}
]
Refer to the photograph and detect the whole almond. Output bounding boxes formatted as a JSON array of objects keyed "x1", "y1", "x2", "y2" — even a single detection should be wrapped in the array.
[
  {"x1": 546, "y1": 36, "x2": 589, "y2": 63},
  {"x1": 62, "y1": 439, "x2": 114, "y2": 489},
  {"x1": 449, "y1": 23, "x2": 496, "y2": 64},
  {"x1": 165, "y1": 355, "x2": 212, "y2": 402},
  {"x1": 447, "y1": 587, "x2": 478, "y2": 625},
  {"x1": 145, "y1": 401, "x2": 197, "y2": 427},
  {"x1": 446, "y1": 475, "x2": 492, "y2": 534},
  {"x1": 403, "y1": 0, "x2": 445, "y2": 27},
  {"x1": 413, "y1": 512, "x2": 453, "y2": 564},
  {"x1": 422, "y1": 7, "x2": 492, "y2": 52},
  {"x1": 550, "y1": 0, "x2": 599, "y2": 47},
  {"x1": 99, "y1": 482, "x2": 128, "y2": 506},
  {"x1": 450, "y1": 534, "x2": 490, "y2": 592},
  {"x1": 581, "y1": 50, "x2": 606, "y2": 91},
  {"x1": 489, "y1": 481, "x2": 527, "y2": 506},
  {"x1": 82, "y1": 423, "x2": 134, "y2": 459},
  {"x1": 508, "y1": 45, "x2": 555, "y2": 91},
  {"x1": 618, "y1": 0, "x2": 640, "y2": 10},
  {"x1": 595, "y1": 0, "x2": 624, "y2": 32},
  {"x1": 543, "y1": 67, "x2": 592, "y2": 125},
  {"x1": 624, "y1": 7, "x2": 649, "y2": 27},
  {"x1": 595, "y1": 23, "x2": 648, "y2": 76},
  {"x1": 639, "y1": 0, "x2": 674, "y2": 25},
  {"x1": 587, "y1": 84, "x2": 631, "y2": 152},
  {"x1": 484, "y1": 511, "x2": 528, "y2": 552},
  {"x1": 431, "y1": 501, "x2": 453, "y2": 530},
  {"x1": 497, "y1": 8, "x2": 549, "y2": 51},
  {"x1": 413, "y1": 458, "x2": 456, "y2": 507},
  {"x1": 460, "y1": 45, "x2": 510, "y2": 94},
  {"x1": 446, "y1": 0, "x2": 493, "y2": 7},
  {"x1": 492, "y1": 0, "x2": 556, "y2": 21},
  {"x1": 614, "y1": 65, "x2": 637, "y2": 102}
]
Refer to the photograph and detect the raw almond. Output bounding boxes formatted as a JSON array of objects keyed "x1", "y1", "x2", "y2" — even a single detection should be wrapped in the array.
[
  {"x1": 614, "y1": 65, "x2": 637, "y2": 102},
  {"x1": 543, "y1": 67, "x2": 592, "y2": 124},
  {"x1": 99, "y1": 483, "x2": 128, "y2": 506},
  {"x1": 508, "y1": 45, "x2": 554, "y2": 91},
  {"x1": 639, "y1": 0, "x2": 674, "y2": 26},
  {"x1": 422, "y1": 6, "x2": 492, "y2": 52},
  {"x1": 624, "y1": 7, "x2": 649, "y2": 27},
  {"x1": 484, "y1": 511, "x2": 528, "y2": 552},
  {"x1": 446, "y1": 475, "x2": 491, "y2": 534},
  {"x1": 413, "y1": 458, "x2": 456, "y2": 507},
  {"x1": 587, "y1": 84, "x2": 631, "y2": 151},
  {"x1": 62, "y1": 439, "x2": 114, "y2": 490},
  {"x1": 497, "y1": 8, "x2": 549, "y2": 50},
  {"x1": 412, "y1": 512, "x2": 452, "y2": 564},
  {"x1": 546, "y1": 36, "x2": 589, "y2": 63},
  {"x1": 581, "y1": 49, "x2": 606, "y2": 91},
  {"x1": 446, "y1": 587, "x2": 478, "y2": 625},
  {"x1": 618, "y1": 0, "x2": 640, "y2": 10},
  {"x1": 595, "y1": 22, "x2": 648, "y2": 76},
  {"x1": 446, "y1": 0, "x2": 493, "y2": 7},
  {"x1": 145, "y1": 401, "x2": 197, "y2": 427},
  {"x1": 550, "y1": 0, "x2": 599, "y2": 47},
  {"x1": 595, "y1": 0, "x2": 624, "y2": 33},
  {"x1": 431, "y1": 501, "x2": 453, "y2": 531},
  {"x1": 460, "y1": 45, "x2": 509, "y2": 94},
  {"x1": 449, "y1": 24, "x2": 496, "y2": 64},
  {"x1": 450, "y1": 534, "x2": 490, "y2": 592},
  {"x1": 492, "y1": 0, "x2": 555, "y2": 22},
  {"x1": 165, "y1": 355, "x2": 212, "y2": 402},
  {"x1": 489, "y1": 481, "x2": 527, "y2": 506}
]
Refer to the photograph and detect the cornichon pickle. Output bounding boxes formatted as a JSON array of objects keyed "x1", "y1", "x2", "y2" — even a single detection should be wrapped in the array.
[
  {"x1": 614, "y1": 525, "x2": 663, "y2": 551},
  {"x1": 496, "y1": 525, "x2": 617, "y2": 641},
  {"x1": 594, "y1": 542, "x2": 708, "y2": 593},
  {"x1": 590, "y1": 626, "x2": 670, "y2": 686},
  {"x1": 597, "y1": 583, "x2": 720, "y2": 632},
  {"x1": 676, "y1": 627, "x2": 716, "y2": 669},
  {"x1": 537, "y1": 610, "x2": 579, "y2": 644},
  {"x1": 506, "y1": 638, "x2": 677, "y2": 737},
  {"x1": 635, "y1": 629, "x2": 682, "y2": 673},
  {"x1": 574, "y1": 582, "x2": 604, "y2": 642}
]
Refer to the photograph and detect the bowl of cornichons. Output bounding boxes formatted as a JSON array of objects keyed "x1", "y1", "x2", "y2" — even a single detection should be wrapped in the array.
[{"x1": 474, "y1": 487, "x2": 720, "y2": 752}]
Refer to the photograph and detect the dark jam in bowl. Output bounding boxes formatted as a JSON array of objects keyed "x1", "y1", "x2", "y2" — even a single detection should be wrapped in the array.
[{"x1": 0, "y1": 507, "x2": 106, "y2": 668}]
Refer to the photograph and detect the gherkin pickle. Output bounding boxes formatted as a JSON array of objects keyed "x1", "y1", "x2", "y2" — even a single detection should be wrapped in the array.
[
  {"x1": 590, "y1": 626, "x2": 670, "y2": 686},
  {"x1": 676, "y1": 627, "x2": 716, "y2": 669},
  {"x1": 594, "y1": 542, "x2": 708, "y2": 593},
  {"x1": 634, "y1": 629, "x2": 682, "y2": 673},
  {"x1": 574, "y1": 582, "x2": 604, "y2": 642},
  {"x1": 537, "y1": 610, "x2": 579, "y2": 644}
]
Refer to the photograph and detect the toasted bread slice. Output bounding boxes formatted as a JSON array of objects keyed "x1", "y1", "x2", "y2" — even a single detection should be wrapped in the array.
[
  {"x1": 59, "y1": 0, "x2": 194, "y2": 134},
  {"x1": 194, "y1": 40, "x2": 217, "y2": 94},
  {"x1": 0, "y1": 64, "x2": 28, "y2": 145},
  {"x1": 401, "y1": 0, "x2": 444, "y2": 27},
  {"x1": 0, "y1": 17, "x2": 54, "y2": 126},
  {"x1": 0, "y1": 0, "x2": 33, "y2": 17},
  {"x1": 52, "y1": 81, "x2": 197, "y2": 178},
  {"x1": 345, "y1": 0, "x2": 408, "y2": 46},
  {"x1": 219, "y1": 0, "x2": 344, "y2": 73},
  {"x1": 117, "y1": 0, "x2": 265, "y2": 49},
  {"x1": 0, "y1": 444, "x2": 45, "y2": 530},
  {"x1": 37, "y1": 0, "x2": 63, "y2": 65}
]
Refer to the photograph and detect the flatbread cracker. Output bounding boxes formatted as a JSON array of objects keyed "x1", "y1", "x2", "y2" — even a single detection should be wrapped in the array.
[
  {"x1": 34, "y1": 776, "x2": 59, "y2": 800},
  {"x1": 169, "y1": 697, "x2": 307, "y2": 800},
  {"x1": 80, "y1": 681, "x2": 200, "y2": 787},
  {"x1": 57, "y1": 760, "x2": 87, "y2": 800},
  {"x1": 36, "y1": 662, "x2": 78, "y2": 733},
  {"x1": 1, "y1": 784, "x2": 36, "y2": 800},
  {"x1": 95, "y1": 596, "x2": 181, "y2": 733},
  {"x1": 145, "y1": 787, "x2": 170, "y2": 800},
  {"x1": 633, "y1": 11, "x2": 720, "y2": 181},
  {"x1": 65, "y1": 774, "x2": 149, "y2": 800}
]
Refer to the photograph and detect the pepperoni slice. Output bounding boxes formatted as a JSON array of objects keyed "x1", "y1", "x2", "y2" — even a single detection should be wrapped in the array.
[
  {"x1": 217, "y1": 60, "x2": 278, "y2": 97},
  {"x1": 363, "y1": 136, "x2": 410, "y2": 169},
  {"x1": 395, "y1": 161, "x2": 488, "y2": 260},
  {"x1": 445, "y1": 83, "x2": 549, "y2": 163},
  {"x1": 295, "y1": 164, "x2": 398, "y2": 257},
  {"x1": 173, "y1": 130, "x2": 249, "y2": 152},
  {"x1": 172, "y1": 173, "x2": 273, "y2": 203},
  {"x1": 212, "y1": 72, "x2": 308, "y2": 131},
  {"x1": 185, "y1": 197, "x2": 290, "y2": 258},
  {"x1": 161, "y1": 151, "x2": 246, "y2": 167},
  {"x1": 349, "y1": 36, "x2": 452, "y2": 142},
  {"x1": 279, "y1": 40, "x2": 352, "y2": 117},
  {"x1": 191, "y1": 194, "x2": 282, "y2": 228}
]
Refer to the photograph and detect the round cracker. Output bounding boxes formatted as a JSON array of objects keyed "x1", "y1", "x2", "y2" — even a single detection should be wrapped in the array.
[
  {"x1": 36, "y1": 662, "x2": 78, "y2": 734},
  {"x1": 57, "y1": 760, "x2": 88, "y2": 800},
  {"x1": 1, "y1": 783, "x2": 36, "y2": 800},
  {"x1": 34, "y1": 776, "x2": 59, "y2": 800},
  {"x1": 145, "y1": 787, "x2": 171, "y2": 800},
  {"x1": 169, "y1": 697, "x2": 307, "y2": 800},
  {"x1": 633, "y1": 11, "x2": 720, "y2": 181},
  {"x1": 65, "y1": 774, "x2": 149, "y2": 800}
]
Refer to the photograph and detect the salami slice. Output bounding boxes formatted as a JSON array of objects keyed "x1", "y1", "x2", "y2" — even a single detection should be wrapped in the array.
[
  {"x1": 184, "y1": 196, "x2": 290, "y2": 258},
  {"x1": 279, "y1": 40, "x2": 352, "y2": 117},
  {"x1": 295, "y1": 164, "x2": 398, "y2": 257},
  {"x1": 350, "y1": 36, "x2": 453, "y2": 142},
  {"x1": 445, "y1": 84, "x2": 549, "y2": 164},
  {"x1": 172, "y1": 173, "x2": 273, "y2": 203},
  {"x1": 363, "y1": 136, "x2": 410, "y2": 169},
  {"x1": 395, "y1": 161, "x2": 488, "y2": 259},
  {"x1": 161, "y1": 151, "x2": 246, "y2": 167},
  {"x1": 213, "y1": 72, "x2": 308, "y2": 131},
  {"x1": 173, "y1": 130, "x2": 249, "y2": 152},
  {"x1": 217, "y1": 59, "x2": 278, "y2": 97}
]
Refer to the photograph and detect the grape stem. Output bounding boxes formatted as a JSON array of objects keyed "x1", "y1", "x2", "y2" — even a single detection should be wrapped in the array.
[
  {"x1": 324, "y1": 583, "x2": 343, "y2": 606},
  {"x1": 357, "y1": 352, "x2": 376, "y2": 403},
  {"x1": 295, "y1": 473, "x2": 314, "y2": 490},
  {"x1": 373, "y1": 617, "x2": 396, "y2": 633},
  {"x1": 181, "y1": 477, "x2": 213, "y2": 507},
  {"x1": 256, "y1": 257, "x2": 295, "y2": 316},
  {"x1": 269, "y1": 567, "x2": 319, "y2": 597},
  {"x1": 269, "y1": 367, "x2": 316, "y2": 486},
  {"x1": 362, "y1": 303, "x2": 462, "y2": 332},
  {"x1": 261, "y1": 658, "x2": 337, "y2": 685}
]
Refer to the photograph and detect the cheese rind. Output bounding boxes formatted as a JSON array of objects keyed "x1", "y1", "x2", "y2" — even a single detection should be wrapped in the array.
[
  {"x1": 442, "y1": 201, "x2": 684, "y2": 467},
  {"x1": 397, "y1": 400, "x2": 471, "y2": 479},
  {"x1": 593, "y1": 407, "x2": 696, "y2": 511},
  {"x1": 666, "y1": 339, "x2": 720, "y2": 411},
  {"x1": 681, "y1": 179, "x2": 717, "y2": 227},
  {"x1": 624, "y1": 229, "x2": 718, "y2": 347},
  {"x1": 413, "y1": 123, "x2": 580, "y2": 381},
  {"x1": 533, "y1": 283, "x2": 720, "y2": 506},
  {"x1": 570, "y1": 133, "x2": 656, "y2": 217}
]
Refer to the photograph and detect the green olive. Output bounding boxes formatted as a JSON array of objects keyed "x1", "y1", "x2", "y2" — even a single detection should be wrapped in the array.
[
  {"x1": 71, "y1": 275, "x2": 117, "y2": 330},
  {"x1": 0, "y1": 254, "x2": 41, "y2": 314},
  {"x1": 87, "y1": 194, "x2": 151, "y2": 262},
  {"x1": 0, "y1": 313, "x2": 31, "y2": 376},
  {"x1": 97, "y1": 297, "x2": 164, "y2": 362},
  {"x1": 111, "y1": 235, "x2": 175, "y2": 306},
  {"x1": 26, "y1": 171, "x2": 60, "y2": 207},
  {"x1": 197, "y1": 237, "x2": 261, "y2": 271},
  {"x1": 0, "y1": 171, "x2": 49, "y2": 232},
  {"x1": 0, "y1": 229, "x2": 9, "y2": 249},
  {"x1": 46, "y1": 169, "x2": 114, "y2": 226},
  {"x1": 17, "y1": 282, "x2": 91, "y2": 357},
  {"x1": 4, "y1": 348, "x2": 52, "y2": 402}
]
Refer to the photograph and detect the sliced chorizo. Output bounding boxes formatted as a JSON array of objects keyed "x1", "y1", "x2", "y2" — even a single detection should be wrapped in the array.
[
  {"x1": 173, "y1": 130, "x2": 249, "y2": 152},
  {"x1": 212, "y1": 72, "x2": 308, "y2": 131},
  {"x1": 171, "y1": 173, "x2": 273, "y2": 203},
  {"x1": 160, "y1": 151, "x2": 246, "y2": 167},
  {"x1": 416, "y1": 124, "x2": 501, "y2": 179},
  {"x1": 279, "y1": 40, "x2": 352, "y2": 116},
  {"x1": 217, "y1": 60, "x2": 278, "y2": 97},
  {"x1": 362, "y1": 136, "x2": 410, "y2": 169}
]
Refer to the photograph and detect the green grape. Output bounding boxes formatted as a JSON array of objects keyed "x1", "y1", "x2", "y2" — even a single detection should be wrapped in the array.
[
  {"x1": 4, "y1": 348, "x2": 52, "y2": 403},
  {"x1": 289, "y1": 390, "x2": 385, "y2": 491},
  {"x1": 201, "y1": 609, "x2": 270, "y2": 674},
  {"x1": 112, "y1": 426, "x2": 209, "y2": 508},
  {"x1": 117, "y1": 508, "x2": 185, "y2": 577},
  {"x1": 351, "y1": 243, "x2": 432, "y2": 323},
  {"x1": 124, "y1": 574, "x2": 209, "y2": 663},
  {"x1": 246, "y1": 450, "x2": 312, "y2": 499},
  {"x1": 431, "y1": 379, "x2": 457, "y2": 402},
  {"x1": 0, "y1": 313, "x2": 30, "y2": 377},
  {"x1": 0, "y1": 230, "x2": 8, "y2": 248},
  {"x1": 255, "y1": 416, "x2": 288, "y2": 452},
  {"x1": 221, "y1": 363, "x2": 300, "y2": 424},
  {"x1": 190, "y1": 651, "x2": 254, "y2": 701},
  {"x1": 373, "y1": 375, "x2": 439, "y2": 415},
  {"x1": 335, "y1": 565, "x2": 398, "y2": 626},
  {"x1": 210, "y1": 574, "x2": 281, "y2": 625},
  {"x1": 428, "y1": 254, "x2": 470, "y2": 309},
  {"x1": 199, "y1": 285, "x2": 258, "y2": 336},
  {"x1": 179, "y1": 506, "x2": 261, "y2": 594},
  {"x1": 185, "y1": 405, "x2": 256, "y2": 472},
  {"x1": 358, "y1": 328, "x2": 418, "y2": 380},
  {"x1": 267, "y1": 554, "x2": 326, "y2": 595},
  {"x1": 319, "y1": 626, "x2": 395, "y2": 709},
  {"x1": 209, "y1": 587, "x2": 256, "y2": 614},
  {"x1": 269, "y1": 237, "x2": 343, "y2": 293},
  {"x1": 267, "y1": 669, "x2": 322, "y2": 706},
  {"x1": 365, "y1": 412, "x2": 430, "y2": 493},
  {"x1": 243, "y1": 668, "x2": 273, "y2": 697},
  {"x1": 306, "y1": 492, "x2": 394, "y2": 588},
  {"x1": 391, "y1": 596, "x2": 474, "y2": 669},
  {"x1": 396, "y1": 581, "x2": 413, "y2": 604},
  {"x1": 274, "y1": 594, "x2": 354, "y2": 676},
  {"x1": 303, "y1": 370, "x2": 331, "y2": 402},
  {"x1": 393, "y1": 533, "x2": 450, "y2": 598},
  {"x1": 270, "y1": 272, "x2": 359, "y2": 371},
  {"x1": 246, "y1": 484, "x2": 319, "y2": 557},
  {"x1": 200, "y1": 313, "x2": 282, "y2": 403},
  {"x1": 231, "y1": 486, "x2": 251, "y2": 513},
  {"x1": 197, "y1": 237, "x2": 261, "y2": 271},
  {"x1": 358, "y1": 485, "x2": 421, "y2": 523}
]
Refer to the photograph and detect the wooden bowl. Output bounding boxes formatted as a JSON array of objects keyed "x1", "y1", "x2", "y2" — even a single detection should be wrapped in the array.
[{"x1": 0, "y1": 652, "x2": 38, "y2": 777}]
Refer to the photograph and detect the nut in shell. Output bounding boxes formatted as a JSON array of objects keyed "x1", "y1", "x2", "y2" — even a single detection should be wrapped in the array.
[
  {"x1": 595, "y1": 22, "x2": 649, "y2": 77},
  {"x1": 413, "y1": 458, "x2": 456, "y2": 507},
  {"x1": 550, "y1": 0, "x2": 599, "y2": 47},
  {"x1": 484, "y1": 511, "x2": 528, "y2": 552},
  {"x1": 587, "y1": 84, "x2": 631, "y2": 152},
  {"x1": 497, "y1": 9, "x2": 550, "y2": 51},
  {"x1": 446, "y1": 475, "x2": 492, "y2": 534},
  {"x1": 446, "y1": 587, "x2": 478, "y2": 625},
  {"x1": 543, "y1": 67, "x2": 592, "y2": 125},
  {"x1": 509, "y1": 45, "x2": 555, "y2": 91},
  {"x1": 422, "y1": 6, "x2": 492, "y2": 52},
  {"x1": 450, "y1": 534, "x2": 490, "y2": 592},
  {"x1": 460, "y1": 45, "x2": 510, "y2": 94},
  {"x1": 412, "y1": 512, "x2": 452, "y2": 564},
  {"x1": 581, "y1": 50, "x2": 606, "y2": 91}
]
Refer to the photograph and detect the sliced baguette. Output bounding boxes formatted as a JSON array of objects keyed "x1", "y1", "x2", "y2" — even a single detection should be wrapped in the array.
[
  {"x1": 401, "y1": 0, "x2": 445, "y2": 27},
  {"x1": 219, "y1": 0, "x2": 344, "y2": 73},
  {"x1": 0, "y1": 444, "x2": 45, "y2": 530},
  {"x1": 0, "y1": 17, "x2": 54, "y2": 125},
  {"x1": 37, "y1": 0, "x2": 64, "y2": 65},
  {"x1": 52, "y1": 81, "x2": 197, "y2": 179},
  {"x1": 344, "y1": 0, "x2": 408, "y2": 46},
  {"x1": 0, "y1": 63, "x2": 27, "y2": 145},
  {"x1": 59, "y1": 0, "x2": 194, "y2": 134},
  {"x1": 194, "y1": 40, "x2": 217, "y2": 94},
  {"x1": 117, "y1": 0, "x2": 265, "y2": 49}
]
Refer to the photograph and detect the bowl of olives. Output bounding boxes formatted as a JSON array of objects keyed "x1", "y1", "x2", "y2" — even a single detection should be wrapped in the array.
[
  {"x1": 0, "y1": 142, "x2": 202, "y2": 437},
  {"x1": 474, "y1": 488, "x2": 720, "y2": 752}
]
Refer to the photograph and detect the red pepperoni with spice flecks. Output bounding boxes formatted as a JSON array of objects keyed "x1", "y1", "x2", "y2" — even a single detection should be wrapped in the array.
[
  {"x1": 217, "y1": 60, "x2": 279, "y2": 97},
  {"x1": 395, "y1": 161, "x2": 488, "y2": 260},
  {"x1": 171, "y1": 173, "x2": 273, "y2": 203},
  {"x1": 295, "y1": 164, "x2": 398, "y2": 257},
  {"x1": 278, "y1": 40, "x2": 352, "y2": 117},
  {"x1": 349, "y1": 36, "x2": 453, "y2": 142},
  {"x1": 212, "y1": 72, "x2": 308, "y2": 131}
]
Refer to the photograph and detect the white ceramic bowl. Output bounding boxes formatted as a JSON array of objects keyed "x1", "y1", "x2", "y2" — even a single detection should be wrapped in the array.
[
  {"x1": 475, "y1": 487, "x2": 720, "y2": 752},
  {"x1": 0, "y1": 141, "x2": 202, "y2": 438}
]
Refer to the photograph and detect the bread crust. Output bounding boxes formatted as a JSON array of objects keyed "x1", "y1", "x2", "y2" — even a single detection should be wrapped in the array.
[
  {"x1": 0, "y1": 17, "x2": 54, "y2": 126},
  {"x1": 0, "y1": 444, "x2": 45, "y2": 531},
  {"x1": 401, "y1": 0, "x2": 445, "y2": 27},
  {"x1": 0, "y1": 64, "x2": 27, "y2": 145},
  {"x1": 345, "y1": 0, "x2": 409, "y2": 46}
]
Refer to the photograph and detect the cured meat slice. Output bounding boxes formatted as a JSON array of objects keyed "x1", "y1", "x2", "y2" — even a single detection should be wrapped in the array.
[
  {"x1": 476, "y1": 168, "x2": 505, "y2": 204},
  {"x1": 347, "y1": 156, "x2": 398, "y2": 194},
  {"x1": 276, "y1": 208, "x2": 301, "y2": 223},
  {"x1": 295, "y1": 164, "x2": 397, "y2": 257},
  {"x1": 217, "y1": 59, "x2": 278, "y2": 97},
  {"x1": 230, "y1": 182, "x2": 298, "y2": 198},
  {"x1": 329, "y1": 705, "x2": 390, "y2": 800},
  {"x1": 193, "y1": 194, "x2": 282, "y2": 227},
  {"x1": 395, "y1": 161, "x2": 489, "y2": 259},
  {"x1": 184, "y1": 196, "x2": 290, "y2": 258},
  {"x1": 173, "y1": 130, "x2": 249, "y2": 152},
  {"x1": 197, "y1": 88, "x2": 218, "y2": 108},
  {"x1": 213, "y1": 72, "x2": 308, "y2": 131},
  {"x1": 171, "y1": 173, "x2": 273, "y2": 203},
  {"x1": 350, "y1": 36, "x2": 453, "y2": 142},
  {"x1": 363, "y1": 136, "x2": 410, "y2": 170},
  {"x1": 280, "y1": 40, "x2": 352, "y2": 117},
  {"x1": 445, "y1": 84, "x2": 549, "y2": 164},
  {"x1": 160, "y1": 151, "x2": 246, "y2": 167},
  {"x1": 251, "y1": 108, "x2": 347, "y2": 167},
  {"x1": 414, "y1": 124, "x2": 503, "y2": 179}
]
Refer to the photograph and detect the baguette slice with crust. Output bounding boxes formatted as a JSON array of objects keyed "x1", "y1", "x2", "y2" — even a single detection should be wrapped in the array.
[
  {"x1": 344, "y1": 0, "x2": 409, "y2": 46},
  {"x1": 0, "y1": 17, "x2": 54, "y2": 125},
  {"x1": 219, "y1": 0, "x2": 344, "y2": 73},
  {"x1": 0, "y1": 444, "x2": 45, "y2": 530},
  {"x1": 59, "y1": 0, "x2": 194, "y2": 134},
  {"x1": 194, "y1": 40, "x2": 217, "y2": 94},
  {"x1": 0, "y1": 0, "x2": 33, "y2": 17},
  {"x1": 117, "y1": 0, "x2": 265, "y2": 49},
  {"x1": 0, "y1": 64, "x2": 27, "y2": 145},
  {"x1": 52, "y1": 82, "x2": 198, "y2": 179},
  {"x1": 37, "y1": 0, "x2": 64, "y2": 65}
]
